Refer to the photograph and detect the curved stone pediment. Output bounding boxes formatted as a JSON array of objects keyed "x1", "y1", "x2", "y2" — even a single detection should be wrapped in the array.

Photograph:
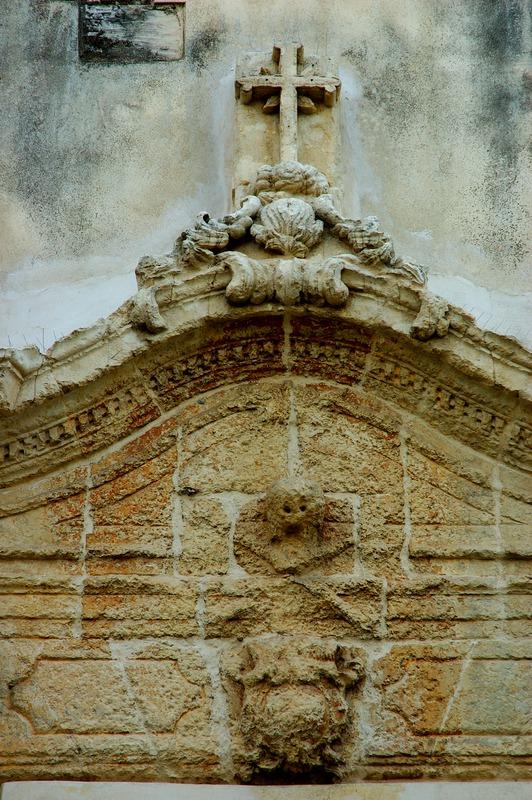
[
  {"x1": 0, "y1": 171, "x2": 531, "y2": 780},
  {"x1": 0, "y1": 246, "x2": 530, "y2": 488},
  {"x1": 0, "y1": 341, "x2": 530, "y2": 782}
]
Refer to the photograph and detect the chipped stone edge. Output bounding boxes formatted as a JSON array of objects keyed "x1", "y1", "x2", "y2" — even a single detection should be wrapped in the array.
[
  {"x1": 0, "y1": 265, "x2": 529, "y2": 413},
  {"x1": 0, "y1": 264, "x2": 531, "y2": 485}
]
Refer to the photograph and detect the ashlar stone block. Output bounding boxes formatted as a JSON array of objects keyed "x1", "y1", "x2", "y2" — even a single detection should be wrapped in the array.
[
  {"x1": 178, "y1": 496, "x2": 231, "y2": 575},
  {"x1": 295, "y1": 385, "x2": 402, "y2": 494},
  {"x1": 179, "y1": 382, "x2": 290, "y2": 493},
  {"x1": 203, "y1": 576, "x2": 383, "y2": 638},
  {"x1": 82, "y1": 576, "x2": 198, "y2": 638},
  {"x1": 89, "y1": 430, "x2": 176, "y2": 574}
]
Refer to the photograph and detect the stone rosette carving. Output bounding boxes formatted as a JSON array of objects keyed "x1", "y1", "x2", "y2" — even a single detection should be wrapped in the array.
[
  {"x1": 234, "y1": 476, "x2": 355, "y2": 575},
  {"x1": 223, "y1": 639, "x2": 365, "y2": 781}
]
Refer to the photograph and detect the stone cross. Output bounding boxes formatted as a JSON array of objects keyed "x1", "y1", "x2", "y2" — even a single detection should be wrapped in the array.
[{"x1": 236, "y1": 43, "x2": 341, "y2": 162}]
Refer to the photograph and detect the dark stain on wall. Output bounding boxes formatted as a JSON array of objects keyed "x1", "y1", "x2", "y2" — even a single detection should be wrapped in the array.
[
  {"x1": 474, "y1": 0, "x2": 525, "y2": 61},
  {"x1": 341, "y1": 0, "x2": 530, "y2": 275},
  {"x1": 79, "y1": 2, "x2": 185, "y2": 63},
  {"x1": 187, "y1": 25, "x2": 225, "y2": 72},
  {"x1": 468, "y1": 0, "x2": 529, "y2": 265}
]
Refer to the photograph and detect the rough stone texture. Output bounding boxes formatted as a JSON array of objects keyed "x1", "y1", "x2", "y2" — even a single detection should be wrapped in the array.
[
  {"x1": 1, "y1": 348, "x2": 530, "y2": 783},
  {"x1": 235, "y1": 492, "x2": 354, "y2": 576},
  {"x1": 1, "y1": 1, "x2": 531, "y2": 351},
  {"x1": 0, "y1": 79, "x2": 531, "y2": 785},
  {"x1": 222, "y1": 638, "x2": 365, "y2": 780}
]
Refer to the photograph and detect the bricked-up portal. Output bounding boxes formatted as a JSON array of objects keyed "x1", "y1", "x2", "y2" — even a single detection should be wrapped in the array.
[{"x1": 0, "y1": 18, "x2": 531, "y2": 798}]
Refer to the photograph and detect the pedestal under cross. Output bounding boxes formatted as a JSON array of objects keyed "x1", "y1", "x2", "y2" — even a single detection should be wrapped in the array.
[{"x1": 236, "y1": 43, "x2": 341, "y2": 162}]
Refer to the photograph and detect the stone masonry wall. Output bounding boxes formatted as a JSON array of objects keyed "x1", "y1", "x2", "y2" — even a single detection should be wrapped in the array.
[
  {"x1": 1, "y1": 0, "x2": 531, "y2": 349},
  {"x1": 0, "y1": 371, "x2": 530, "y2": 783}
]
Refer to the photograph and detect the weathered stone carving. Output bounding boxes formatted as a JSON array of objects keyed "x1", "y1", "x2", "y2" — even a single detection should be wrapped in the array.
[
  {"x1": 224, "y1": 639, "x2": 364, "y2": 780},
  {"x1": 135, "y1": 254, "x2": 181, "y2": 290},
  {"x1": 0, "y1": 347, "x2": 45, "y2": 413},
  {"x1": 2, "y1": 38, "x2": 532, "y2": 790},
  {"x1": 411, "y1": 292, "x2": 450, "y2": 340},
  {"x1": 175, "y1": 197, "x2": 260, "y2": 270},
  {"x1": 234, "y1": 477, "x2": 355, "y2": 575},
  {"x1": 236, "y1": 43, "x2": 340, "y2": 162},
  {"x1": 264, "y1": 476, "x2": 324, "y2": 573},
  {"x1": 175, "y1": 214, "x2": 231, "y2": 269},
  {"x1": 149, "y1": 196, "x2": 262, "y2": 273},
  {"x1": 129, "y1": 288, "x2": 167, "y2": 334},
  {"x1": 254, "y1": 160, "x2": 330, "y2": 199},
  {"x1": 222, "y1": 251, "x2": 353, "y2": 307},
  {"x1": 131, "y1": 158, "x2": 425, "y2": 310},
  {"x1": 250, "y1": 197, "x2": 323, "y2": 257},
  {"x1": 265, "y1": 477, "x2": 325, "y2": 539},
  {"x1": 313, "y1": 193, "x2": 426, "y2": 284}
]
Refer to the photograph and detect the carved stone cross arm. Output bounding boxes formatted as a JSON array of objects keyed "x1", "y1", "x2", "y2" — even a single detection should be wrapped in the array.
[{"x1": 236, "y1": 43, "x2": 341, "y2": 161}]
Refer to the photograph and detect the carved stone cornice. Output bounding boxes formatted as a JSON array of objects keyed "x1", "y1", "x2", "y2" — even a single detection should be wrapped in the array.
[{"x1": 0, "y1": 264, "x2": 530, "y2": 487}]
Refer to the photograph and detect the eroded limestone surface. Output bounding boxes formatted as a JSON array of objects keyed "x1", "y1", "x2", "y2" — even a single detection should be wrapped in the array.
[
  {"x1": 0, "y1": 32, "x2": 531, "y2": 788},
  {"x1": 0, "y1": 371, "x2": 530, "y2": 783}
]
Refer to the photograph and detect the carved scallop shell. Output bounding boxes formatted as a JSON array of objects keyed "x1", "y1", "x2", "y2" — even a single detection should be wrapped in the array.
[{"x1": 251, "y1": 198, "x2": 323, "y2": 257}]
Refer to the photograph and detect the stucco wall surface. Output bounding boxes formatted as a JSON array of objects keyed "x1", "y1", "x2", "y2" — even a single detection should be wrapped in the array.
[
  {"x1": 2, "y1": 781, "x2": 532, "y2": 800},
  {"x1": 0, "y1": 0, "x2": 531, "y2": 349}
]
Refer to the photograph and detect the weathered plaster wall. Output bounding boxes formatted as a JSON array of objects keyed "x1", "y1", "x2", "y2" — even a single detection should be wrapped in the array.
[{"x1": 0, "y1": 0, "x2": 531, "y2": 349}]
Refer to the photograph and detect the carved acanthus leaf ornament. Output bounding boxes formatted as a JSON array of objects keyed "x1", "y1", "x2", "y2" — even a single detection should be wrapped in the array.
[{"x1": 132, "y1": 159, "x2": 430, "y2": 333}]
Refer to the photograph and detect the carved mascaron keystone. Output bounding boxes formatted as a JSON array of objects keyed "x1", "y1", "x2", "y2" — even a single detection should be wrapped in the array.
[
  {"x1": 234, "y1": 476, "x2": 355, "y2": 575},
  {"x1": 265, "y1": 476, "x2": 325, "y2": 570},
  {"x1": 223, "y1": 639, "x2": 365, "y2": 781}
]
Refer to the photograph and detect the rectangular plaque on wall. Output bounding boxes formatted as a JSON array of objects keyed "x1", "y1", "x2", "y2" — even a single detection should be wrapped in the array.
[{"x1": 79, "y1": 1, "x2": 185, "y2": 62}]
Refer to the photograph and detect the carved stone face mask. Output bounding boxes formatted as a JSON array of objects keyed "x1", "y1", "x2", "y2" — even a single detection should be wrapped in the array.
[{"x1": 265, "y1": 476, "x2": 325, "y2": 572}]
